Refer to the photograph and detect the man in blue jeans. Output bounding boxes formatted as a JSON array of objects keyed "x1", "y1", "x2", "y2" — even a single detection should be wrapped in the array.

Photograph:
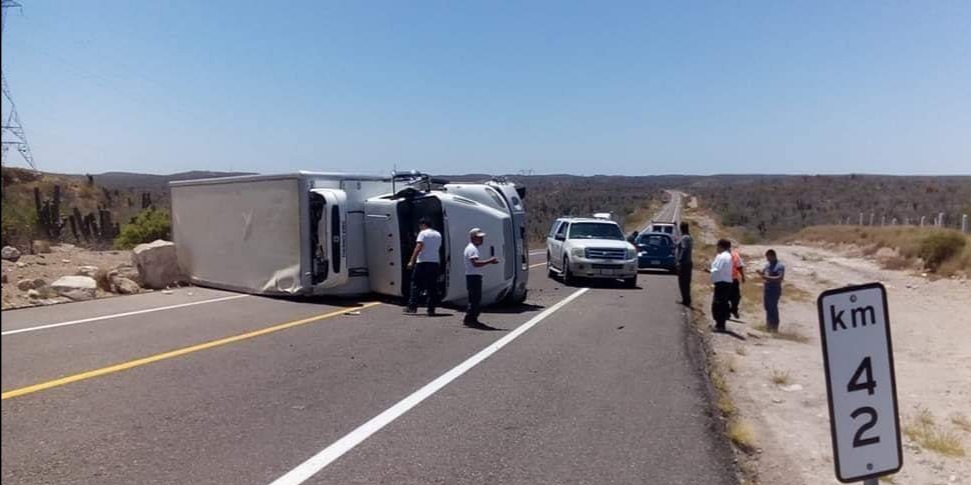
[
  {"x1": 756, "y1": 249, "x2": 786, "y2": 332},
  {"x1": 463, "y1": 228, "x2": 499, "y2": 326}
]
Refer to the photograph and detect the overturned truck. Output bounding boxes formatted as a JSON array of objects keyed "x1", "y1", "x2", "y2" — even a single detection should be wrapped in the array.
[{"x1": 169, "y1": 172, "x2": 528, "y2": 306}]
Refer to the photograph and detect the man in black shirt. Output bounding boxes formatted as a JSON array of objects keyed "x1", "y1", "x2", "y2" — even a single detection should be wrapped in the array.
[{"x1": 675, "y1": 222, "x2": 693, "y2": 306}]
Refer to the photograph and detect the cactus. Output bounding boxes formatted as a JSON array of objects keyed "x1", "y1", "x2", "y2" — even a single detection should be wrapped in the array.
[
  {"x1": 33, "y1": 185, "x2": 65, "y2": 239},
  {"x1": 76, "y1": 208, "x2": 91, "y2": 241},
  {"x1": 33, "y1": 187, "x2": 42, "y2": 215},
  {"x1": 68, "y1": 213, "x2": 79, "y2": 241}
]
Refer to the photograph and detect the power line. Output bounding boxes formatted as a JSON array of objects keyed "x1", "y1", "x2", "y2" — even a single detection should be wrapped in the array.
[{"x1": 1, "y1": 0, "x2": 36, "y2": 170}]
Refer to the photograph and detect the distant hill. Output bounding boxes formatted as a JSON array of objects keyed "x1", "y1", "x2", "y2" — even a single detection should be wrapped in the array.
[{"x1": 4, "y1": 167, "x2": 969, "y2": 248}]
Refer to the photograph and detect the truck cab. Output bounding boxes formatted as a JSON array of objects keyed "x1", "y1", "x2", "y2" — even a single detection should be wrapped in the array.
[
  {"x1": 443, "y1": 178, "x2": 529, "y2": 304},
  {"x1": 364, "y1": 188, "x2": 515, "y2": 306}
]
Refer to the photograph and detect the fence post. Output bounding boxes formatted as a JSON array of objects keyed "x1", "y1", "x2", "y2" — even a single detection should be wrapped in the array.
[
  {"x1": 938, "y1": 212, "x2": 945, "y2": 227},
  {"x1": 859, "y1": 213, "x2": 864, "y2": 226},
  {"x1": 920, "y1": 216, "x2": 926, "y2": 227},
  {"x1": 962, "y1": 214, "x2": 968, "y2": 234},
  {"x1": 891, "y1": 217, "x2": 897, "y2": 226},
  {"x1": 869, "y1": 213, "x2": 875, "y2": 226}
]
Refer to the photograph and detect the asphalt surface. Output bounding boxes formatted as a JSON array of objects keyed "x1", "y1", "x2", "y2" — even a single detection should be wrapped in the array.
[
  {"x1": 1, "y1": 197, "x2": 735, "y2": 485},
  {"x1": 641, "y1": 191, "x2": 683, "y2": 232}
]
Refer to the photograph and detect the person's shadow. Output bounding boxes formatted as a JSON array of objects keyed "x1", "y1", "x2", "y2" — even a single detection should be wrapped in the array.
[
  {"x1": 714, "y1": 327, "x2": 747, "y2": 341},
  {"x1": 464, "y1": 322, "x2": 506, "y2": 332}
]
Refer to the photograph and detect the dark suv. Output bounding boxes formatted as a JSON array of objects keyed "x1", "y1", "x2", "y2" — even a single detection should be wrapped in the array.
[{"x1": 635, "y1": 232, "x2": 676, "y2": 273}]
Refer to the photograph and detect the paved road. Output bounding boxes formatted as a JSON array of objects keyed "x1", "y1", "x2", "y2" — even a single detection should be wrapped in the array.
[
  {"x1": 640, "y1": 191, "x2": 683, "y2": 233},
  {"x1": 2, "y1": 197, "x2": 734, "y2": 485}
]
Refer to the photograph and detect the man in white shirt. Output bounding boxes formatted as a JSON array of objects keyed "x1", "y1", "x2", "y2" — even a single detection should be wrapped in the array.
[
  {"x1": 405, "y1": 218, "x2": 443, "y2": 315},
  {"x1": 463, "y1": 228, "x2": 499, "y2": 326},
  {"x1": 705, "y1": 239, "x2": 734, "y2": 332}
]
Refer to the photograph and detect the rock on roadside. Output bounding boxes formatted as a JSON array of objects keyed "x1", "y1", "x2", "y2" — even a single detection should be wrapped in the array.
[
  {"x1": 109, "y1": 264, "x2": 141, "y2": 284},
  {"x1": 32, "y1": 240, "x2": 52, "y2": 254},
  {"x1": 77, "y1": 265, "x2": 101, "y2": 277},
  {"x1": 2, "y1": 246, "x2": 22, "y2": 262},
  {"x1": 50, "y1": 275, "x2": 97, "y2": 301},
  {"x1": 132, "y1": 240, "x2": 184, "y2": 289},
  {"x1": 16, "y1": 278, "x2": 47, "y2": 291},
  {"x1": 111, "y1": 276, "x2": 141, "y2": 294}
]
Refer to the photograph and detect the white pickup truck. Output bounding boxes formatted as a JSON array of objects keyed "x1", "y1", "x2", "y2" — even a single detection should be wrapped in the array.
[{"x1": 545, "y1": 217, "x2": 638, "y2": 288}]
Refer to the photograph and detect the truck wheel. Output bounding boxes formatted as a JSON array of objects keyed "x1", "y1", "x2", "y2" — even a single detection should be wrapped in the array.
[
  {"x1": 563, "y1": 257, "x2": 576, "y2": 286},
  {"x1": 624, "y1": 276, "x2": 637, "y2": 289},
  {"x1": 547, "y1": 253, "x2": 556, "y2": 279}
]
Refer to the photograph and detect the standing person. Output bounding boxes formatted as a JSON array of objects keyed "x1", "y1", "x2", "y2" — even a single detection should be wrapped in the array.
[
  {"x1": 675, "y1": 222, "x2": 693, "y2": 306},
  {"x1": 756, "y1": 249, "x2": 786, "y2": 332},
  {"x1": 405, "y1": 217, "x2": 442, "y2": 316},
  {"x1": 729, "y1": 247, "x2": 746, "y2": 319},
  {"x1": 704, "y1": 239, "x2": 734, "y2": 332},
  {"x1": 463, "y1": 228, "x2": 499, "y2": 326}
]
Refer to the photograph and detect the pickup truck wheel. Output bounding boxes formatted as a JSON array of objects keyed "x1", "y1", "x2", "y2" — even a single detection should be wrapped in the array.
[
  {"x1": 623, "y1": 276, "x2": 637, "y2": 289},
  {"x1": 563, "y1": 257, "x2": 576, "y2": 286}
]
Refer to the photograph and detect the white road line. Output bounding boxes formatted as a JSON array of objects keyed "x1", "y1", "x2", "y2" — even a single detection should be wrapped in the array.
[
  {"x1": 267, "y1": 287, "x2": 590, "y2": 485},
  {"x1": 1, "y1": 294, "x2": 249, "y2": 336},
  {"x1": 529, "y1": 250, "x2": 546, "y2": 256}
]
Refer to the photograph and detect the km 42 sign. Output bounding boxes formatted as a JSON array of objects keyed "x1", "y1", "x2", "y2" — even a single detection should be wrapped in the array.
[{"x1": 817, "y1": 283, "x2": 902, "y2": 483}]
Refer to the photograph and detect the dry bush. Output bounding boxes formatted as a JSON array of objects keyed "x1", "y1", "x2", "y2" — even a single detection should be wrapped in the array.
[
  {"x1": 951, "y1": 412, "x2": 971, "y2": 433},
  {"x1": 904, "y1": 407, "x2": 966, "y2": 457},
  {"x1": 727, "y1": 421, "x2": 757, "y2": 453},
  {"x1": 919, "y1": 231, "x2": 967, "y2": 271},
  {"x1": 770, "y1": 369, "x2": 792, "y2": 386},
  {"x1": 794, "y1": 226, "x2": 971, "y2": 277}
]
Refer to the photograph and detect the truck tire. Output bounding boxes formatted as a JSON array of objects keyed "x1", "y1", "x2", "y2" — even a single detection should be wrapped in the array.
[{"x1": 563, "y1": 257, "x2": 577, "y2": 286}]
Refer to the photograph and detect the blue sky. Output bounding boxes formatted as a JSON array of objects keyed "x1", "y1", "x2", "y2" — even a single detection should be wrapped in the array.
[{"x1": 2, "y1": 0, "x2": 969, "y2": 175}]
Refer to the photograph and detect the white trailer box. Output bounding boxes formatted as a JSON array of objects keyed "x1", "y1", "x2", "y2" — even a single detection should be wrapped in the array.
[{"x1": 170, "y1": 172, "x2": 387, "y2": 296}]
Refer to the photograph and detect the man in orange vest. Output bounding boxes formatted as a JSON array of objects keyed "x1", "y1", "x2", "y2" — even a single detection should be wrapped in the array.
[{"x1": 730, "y1": 247, "x2": 745, "y2": 319}]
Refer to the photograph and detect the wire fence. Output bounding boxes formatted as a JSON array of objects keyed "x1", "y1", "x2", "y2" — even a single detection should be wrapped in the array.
[{"x1": 838, "y1": 212, "x2": 969, "y2": 234}]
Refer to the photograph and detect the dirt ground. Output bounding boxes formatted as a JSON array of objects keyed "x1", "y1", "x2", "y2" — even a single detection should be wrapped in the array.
[
  {"x1": 698, "y1": 236, "x2": 971, "y2": 483},
  {"x1": 1, "y1": 244, "x2": 133, "y2": 309}
]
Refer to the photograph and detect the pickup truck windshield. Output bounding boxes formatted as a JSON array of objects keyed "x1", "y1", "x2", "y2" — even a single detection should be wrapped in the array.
[{"x1": 569, "y1": 222, "x2": 625, "y2": 240}]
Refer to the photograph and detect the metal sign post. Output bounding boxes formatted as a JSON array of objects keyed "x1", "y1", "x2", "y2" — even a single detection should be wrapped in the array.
[{"x1": 817, "y1": 283, "x2": 902, "y2": 483}]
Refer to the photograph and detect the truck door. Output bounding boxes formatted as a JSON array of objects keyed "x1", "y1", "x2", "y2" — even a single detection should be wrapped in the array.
[
  {"x1": 552, "y1": 221, "x2": 569, "y2": 269},
  {"x1": 396, "y1": 195, "x2": 446, "y2": 302},
  {"x1": 309, "y1": 189, "x2": 348, "y2": 289}
]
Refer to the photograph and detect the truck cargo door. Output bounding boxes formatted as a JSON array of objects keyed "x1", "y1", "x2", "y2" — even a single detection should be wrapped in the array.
[{"x1": 309, "y1": 189, "x2": 348, "y2": 289}]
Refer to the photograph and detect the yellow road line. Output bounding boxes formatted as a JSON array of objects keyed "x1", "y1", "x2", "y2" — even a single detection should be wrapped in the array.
[{"x1": 1, "y1": 302, "x2": 382, "y2": 401}]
